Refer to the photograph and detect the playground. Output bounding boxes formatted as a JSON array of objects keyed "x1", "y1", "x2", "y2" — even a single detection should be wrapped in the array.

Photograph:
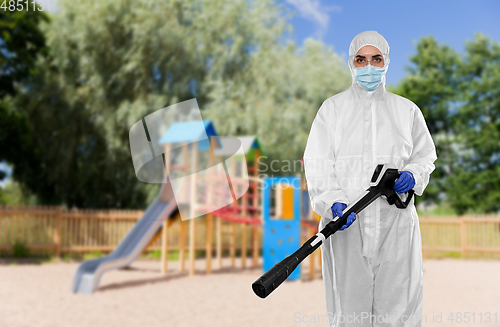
[
  {"x1": 1, "y1": 258, "x2": 499, "y2": 327},
  {"x1": 1, "y1": 116, "x2": 500, "y2": 326},
  {"x1": 1, "y1": 117, "x2": 326, "y2": 295},
  {"x1": 3, "y1": 2, "x2": 500, "y2": 326}
]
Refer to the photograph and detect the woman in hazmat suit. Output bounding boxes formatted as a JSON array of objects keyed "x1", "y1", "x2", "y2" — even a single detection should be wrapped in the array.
[{"x1": 303, "y1": 31, "x2": 437, "y2": 327}]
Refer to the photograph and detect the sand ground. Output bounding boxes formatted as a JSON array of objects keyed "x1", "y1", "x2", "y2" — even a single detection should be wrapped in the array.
[{"x1": 0, "y1": 258, "x2": 499, "y2": 327}]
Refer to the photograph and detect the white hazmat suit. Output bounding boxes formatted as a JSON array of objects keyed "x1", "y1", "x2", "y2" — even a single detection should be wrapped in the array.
[{"x1": 303, "y1": 31, "x2": 437, "y2": 327}]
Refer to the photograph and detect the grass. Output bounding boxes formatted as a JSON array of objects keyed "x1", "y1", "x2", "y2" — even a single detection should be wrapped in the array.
[
  {"x1": 0, "y1": 240, "x2": 52, "y2": 261},
  {"x1": 142, "y1": 249, "x2": 258, "y2": 260},
  {"x1": 143, "y1": 250, "x2": 179, "y2": 261},
  {"x1": 418, "y1": 203, "x2": 458, "y2": 217},
  {"x1": 1, "y1": 248, "x2": 259, "y2": 262},
  {"x1": 417, "y1": 202, "x2": 499, "y2": 217},
  {"x1": 12, "y1": 239, "x2": 30, "y2": 258},
  {"x1": 423, "y1": 250, "x2": 462, "y2": 259},
  {"x1": 82, "y1": 250, "x2": 106, "y2": 260}
]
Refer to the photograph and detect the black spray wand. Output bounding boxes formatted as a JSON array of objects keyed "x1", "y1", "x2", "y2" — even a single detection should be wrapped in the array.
[{"x1": 252, "y1": 164, "x2": 414, "y2": 299}]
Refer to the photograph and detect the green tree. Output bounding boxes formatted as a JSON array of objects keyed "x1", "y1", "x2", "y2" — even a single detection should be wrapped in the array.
[
  {"x1": 204, "y1": 38, "x2": 351, "y2": 173},
  {"x1": 0, "y1": 8, "x2": 49, "y2": 97},
  {"x1": 0, "y1": 182, "x2": 37, "y2": 205},
  {"x1": 0, "y1": 7, "x2": 48, "y2": 200},
  {"x1": 391, "y1": 36, "x2": 461, "y2": 205},
  {"x1": 448, "y1": 34, "x2": 500, "y2": 214},
  {"x1": 10, "y1": 0, "x2": 347, "y2": 208},
  {"x1": 393, "y1": 34, "x2": 500, "y2": 214}
]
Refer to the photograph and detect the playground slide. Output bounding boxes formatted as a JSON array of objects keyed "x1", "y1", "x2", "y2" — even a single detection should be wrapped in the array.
[{"x1": 73, "y1": 184, "x2": 179, "y2": 294}]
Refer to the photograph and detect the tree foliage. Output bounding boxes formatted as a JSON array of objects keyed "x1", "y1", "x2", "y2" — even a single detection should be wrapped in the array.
[
  {"x1": 5, "y1": 2, "x2": 500, "y2": 215},
  {"x1": 0, "y1": 6, "x2": 48, "y2": 200},
  {"x1": 0, "y1": 8, "x2": 49, "y2": 97},
  {"x1": 8, "y1": 0, "x2": 350, "y2": 208},
  {"x1": 393, "y1": 34, "x2": 500, "y2": 214},
  {"x1": 204, "y1": 38, "x2": 350, "y2": 170}
]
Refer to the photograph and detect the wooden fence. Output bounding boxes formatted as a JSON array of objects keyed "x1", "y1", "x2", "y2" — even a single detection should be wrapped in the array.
[
  {"x1": 0, "y1": 205, "x2": 256, "y2": 258},
  {"x1": 1, "y1": 205, "x2": 500, "y2": 259},
  {"x1": 419, "y1": 215, "x2": 500, "y2": 258}
]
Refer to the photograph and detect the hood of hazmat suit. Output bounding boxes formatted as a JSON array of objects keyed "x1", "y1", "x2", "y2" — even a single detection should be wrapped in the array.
[{"x1": 303, "y1": 31, "x2": 437, "y2": 327}]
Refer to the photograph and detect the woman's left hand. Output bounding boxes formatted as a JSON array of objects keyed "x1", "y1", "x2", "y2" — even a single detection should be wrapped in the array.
[{"x1": 394, "y1": 171, "x2": 415, "y2": 193}]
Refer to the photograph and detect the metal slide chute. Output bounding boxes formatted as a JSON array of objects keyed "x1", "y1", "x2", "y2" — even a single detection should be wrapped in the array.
[{"x1": 72, "y1": 183, "x2": 178, "y2": 294}]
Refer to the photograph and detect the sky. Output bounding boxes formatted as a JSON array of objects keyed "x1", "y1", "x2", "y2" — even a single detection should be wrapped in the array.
[
  {"x1": 0, "y1": 162, "x2": 12, "y2": 187},
  {"x1": 283, "y1": 0, "x2": 500, "y2": 87}
]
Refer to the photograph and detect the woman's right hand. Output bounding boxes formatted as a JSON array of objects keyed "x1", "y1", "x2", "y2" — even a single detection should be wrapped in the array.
[{"x1": 332, "y1": 202, "x2": 356, "y2": 231}]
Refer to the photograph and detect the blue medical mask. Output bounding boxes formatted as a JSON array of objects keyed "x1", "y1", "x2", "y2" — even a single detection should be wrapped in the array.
[{"x1": 354, "y1": 65, "x2": 386, "y2": 91}]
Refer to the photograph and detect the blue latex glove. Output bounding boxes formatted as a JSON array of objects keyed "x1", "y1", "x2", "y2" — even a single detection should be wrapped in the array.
[
  {"x1": 332, "y1": 202, "x2": 357, "y2": 231},
  {"x1": 394, "y1": 171, "x2": 415, "y2": 194}
]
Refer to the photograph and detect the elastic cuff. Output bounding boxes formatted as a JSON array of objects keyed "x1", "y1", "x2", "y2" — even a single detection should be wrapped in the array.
[{"x1": 404, "y1": 167, "x2": 423, "y2": 195}]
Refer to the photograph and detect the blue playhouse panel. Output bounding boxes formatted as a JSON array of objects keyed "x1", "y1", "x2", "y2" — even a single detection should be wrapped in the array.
[
  {"x1": 262, "y1": 177, "x2": 301, "y2": 280},
  {"x1": 301, "y1": 189, "x2": 310, "y2": 218}
]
